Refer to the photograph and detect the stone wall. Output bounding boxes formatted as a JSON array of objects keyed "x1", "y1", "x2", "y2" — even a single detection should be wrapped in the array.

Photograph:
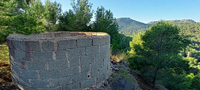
[{"x1": 7, "y1": 32, "x2": 111, "y2": 90}]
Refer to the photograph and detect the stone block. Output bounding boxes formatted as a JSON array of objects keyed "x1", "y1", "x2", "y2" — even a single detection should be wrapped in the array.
[
  {"x1": 81, "y1": 64, "x2": 90, "y2": 73},
  {"x1": 27, "y1": 41, "x2": 41, "y2": 51},
  {"x1": 26, "y1": 61, "x2": 46, "y2": 70},
  {"x1": 91, "y1": 67, "x2": 98, "y2": 78},
  {"x1": 39, "y1": 70, "x2": 60, "y2": 79},
  {"x1": 105, "y1": 45, "x2": 110, "y2": 58},
  {"x1": 12, "y1": 40, "x2": 25, "y2": 51},
  {"x1": 17, "y1": 76, "x2": 31, "y2": 87},
  {"x1": 64, "y1": 82, "x2": 80, "y2": 90},
  {"x1": 30, "y1": 79, "x2": 50, "y2": 88},
  {"x1": 95, "y1": 54, "x2": 104, "y2": 62},
  {"x1": 55, "y1": 51, "x2": 66, "y2": 60},
  {"x1": 61, "y1": 66, "x2": 79, "y2": 77},
  {"x1": 72, "y1": 72, "x2": 88, "y2": 83},
  {"x1": 39, "y1": 87, "x2": 62, "y2": 90},
  {"x1": 105, "y1": 36, "x2": 110, "y2": 44},
  {"x1": 48, "y1": 60, "x2": 68, "y2": 70},
  {"x1": 92, "y1": 60, "x2": 103, "y2": 70},
  {"x1": 92, "y1": 38, "x2": 100, "y2": 46},
  {"x1": 80, "y1": 78, "x2": 94, "y2": 88},
  {"x1": 31, "y1": 51, "x2": 53, "y2": 62},
  {"x1": 100, "y1": 37, "x2": 106, "y2": 45},
  {"x1": 97, "y1": 71, "x2": 104, "y2": 83},
  {"x1": 104, "y1": 69, "x2": 111, "y2": 79},
  {"x1": 100, "y1": 45, "x2": 107, "y2": 55},
  {"x1": 57, "y1": 40, "x2": 77, "y2": 50},
  {"x1": 66, "y1": 48, "x2": 85, "y2": 58},
  {"x1": 15, "y1": 50, "x2": 25, "y2": 61},
  {"x1": 20, "y1": 70, "x2": 38, "y2": 79},
  {"x1": 99, "y1": 67, "x2": 106, "y2": 76},
  {"x1": 80, "y1": 55, "x2": 94, "y2": 65},
  {"x1": 85, "y1": 46, "x2": 99, "y2": 56},
  {"x1": 77, "y1": 38, "x2": 92, "y2": 47},
  {"x1": 68, "y1": 56, "x2": 80, "y2": 67},
  {"x1": 104, "y1": 57, "x2": 110, "y2": 67},
  {"x1": 42, "y1": 41, "x2": 54, "y2": 51},
  {"x1": 51, "y1": 77, "x2": 71, "y2": 87},
  {"x1": 11, "y1": 65, "x2": 22, "y2": 76}
]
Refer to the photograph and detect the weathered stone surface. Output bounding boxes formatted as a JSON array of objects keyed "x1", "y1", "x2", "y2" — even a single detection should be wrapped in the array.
[
  {"x1": 7, "y1": 32, "x2": 110, "y2": 90},
  {"x1": 68, "y1": 56, "x2": 80, "y2": 67},
  {"x1": 91, "y1": 67, "x2": 99, "y2": 78},
  {"x1": 51, "y1": 77, "x2": 71, "y2": 87},
  {"x1": 61, "y1": 66, "x2": 79, "y2": 77},
  {"x1": 39, "y1": 70, "x2": 60, "y2": 79},
  {"x1": 80, "y1": 78, "x2": 95, "y2": 88},
  {"x1": 27, "y1": 41, "x2": 41, "y2": 51},
  {"x1": 81, "y1": 64, "x2": 90, "y2": 73},
  {"x1": 57, "y1": 40, "x2": 77, "y2": 50},
  {"x1": 86, "y1": 46, "x2": 99, "y2": 56},
  {"x1": 77, "y1": 38, "x2": 92, "y2": 47},
  {"x1": 14, "y1": 50, "x2": 25, "y2": 60},
  {"x1": 26, "y1": 61, "x2": 46, "y2": 70},
  {"x1": 100, "y1": 37, "x2": 106, "y2": 45},
  {"x1": 72, "y1": 72, "x2": 88, "y2": 83},
  {"x1": 92, "y1": 38, "x2": 100, "y2": 46},
  {"x1": 30, "y1": 79, "x2": 50, "y2": 88},
  {"x1": 81, "y1": 55, "x2": 95, "y2": 65},
  {"x1": 12, "y1": 40, "x2": 25, "y2": 51},
  {"x1": 64, "y1": 82, "x2": 80, "y2": 90},
  {"x1": 55, "y1": 50, "x2": 66, "y2": 60},
  {"x1": 31, "y1": 51, "x2": 53, "y2": 62},
  {"x1": 48, "y1": 60, "x2": 68, "y2": 70},
  {"x1": 20, "y1": 86, "x2": 38, "y2": 90},
  {"x1": 66, "y1": 48, "x2": 85, "y2": 58},
  {"x1": 42, "y1": 41, "x2": 54, "y2": 51},
  {"x1": 20, "y1": 70, "x2": 38, "y2": 79},
  {"x1": 39, "y1": 87, "x2": 62, "y2": 90},
  {"x1": 17, "y1": 76, "x2": 31, "y2": 87}
]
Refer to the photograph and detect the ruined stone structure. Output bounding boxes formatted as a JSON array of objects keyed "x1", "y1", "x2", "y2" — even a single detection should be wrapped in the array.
[{"x1": 7, "y1": 32, "x2": 111, "y2": 90}]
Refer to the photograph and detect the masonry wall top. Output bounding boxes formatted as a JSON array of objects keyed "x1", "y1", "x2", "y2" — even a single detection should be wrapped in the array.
[{"x1": 7, "y1": 32, "x2": 109, "y2": 41}]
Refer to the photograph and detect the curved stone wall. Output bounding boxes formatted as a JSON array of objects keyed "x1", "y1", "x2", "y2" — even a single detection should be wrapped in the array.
[{"x1": 7, "y1": 32, "x2": 111, "y2": 90}]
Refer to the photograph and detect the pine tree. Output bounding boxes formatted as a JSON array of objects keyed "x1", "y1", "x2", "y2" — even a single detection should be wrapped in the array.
[{"x1": 128, "y1": 21, "x2": 190, "y2": 86}]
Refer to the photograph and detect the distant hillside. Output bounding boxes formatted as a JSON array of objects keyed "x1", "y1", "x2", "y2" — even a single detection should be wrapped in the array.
[
  {"x1": 116, "y1": 18, "x2": 151, "y2": 35},
  {"x1": 148, "y1": 19, "x2": 196, "y2": 25},
  {"x1": 117, "y1": 18, "x2": 197, "y2": 35}
]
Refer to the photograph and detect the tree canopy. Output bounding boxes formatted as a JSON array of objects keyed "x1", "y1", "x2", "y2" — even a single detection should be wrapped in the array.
[
  {"x1": 58, "y1": 0, "x2": 93, "y2": 31},
  {"x1": 0, "y1": 0, "x2": 61, "y2": 41},
  {"x1": 128, "y1": 21, "x2": 191, "y2": 89}
]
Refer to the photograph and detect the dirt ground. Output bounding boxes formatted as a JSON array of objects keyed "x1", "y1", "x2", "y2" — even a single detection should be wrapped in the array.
[{"x1": 0, "y1": 62, "x2": 19, "y2": 90}]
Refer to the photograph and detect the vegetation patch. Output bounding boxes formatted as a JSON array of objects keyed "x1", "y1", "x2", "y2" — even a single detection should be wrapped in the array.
[{"x1": 0, "y1": 62, "x2": 19, "y2": 90}]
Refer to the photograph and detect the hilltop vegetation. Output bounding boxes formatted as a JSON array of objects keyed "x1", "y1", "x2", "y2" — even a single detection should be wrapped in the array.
[
  {"x1": 117, "y1": 18, "x2": 150, "y2": 35},
  {"x1": 117, "y1": 18, "x2": 198, "y2": 35},
  {"x1": 149, "y1": 19, "x2": 196, "y2": 25}
]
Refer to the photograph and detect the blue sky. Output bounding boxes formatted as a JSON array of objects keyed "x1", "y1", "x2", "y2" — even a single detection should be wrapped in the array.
[{"x1": 41, "y1": 0, "x2": 200, "y2": 23}]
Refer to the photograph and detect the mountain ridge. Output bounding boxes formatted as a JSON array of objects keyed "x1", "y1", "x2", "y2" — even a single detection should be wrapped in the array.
[
  {"x1": 117, "y1": 17, "x2": 198, "y2": 35},
  {"x1": 116, "y1": 17, "x2": 150, "y2": 35},
  {"x1": 148, "y1": 19, "x2": 196, "y2": 25}
]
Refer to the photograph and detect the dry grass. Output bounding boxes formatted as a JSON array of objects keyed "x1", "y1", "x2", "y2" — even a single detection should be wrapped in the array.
[
  {"x1": 111, "y1": 52, "x2": 127, "y2": 62},
  {"x1": 0, "y1": 62, "x2": 19, "y2": 90},
  {"x1": 0, "y1": 43, "x2": 9, "y2": 63}
]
